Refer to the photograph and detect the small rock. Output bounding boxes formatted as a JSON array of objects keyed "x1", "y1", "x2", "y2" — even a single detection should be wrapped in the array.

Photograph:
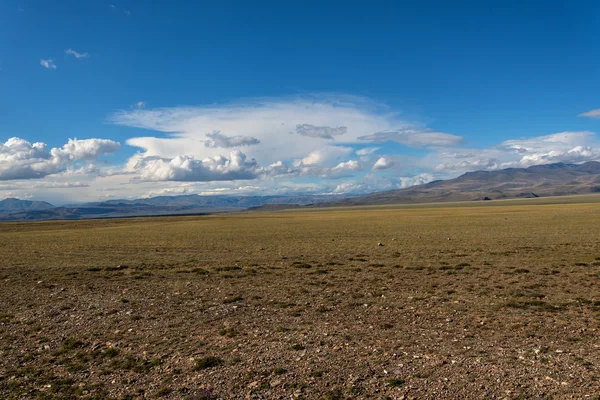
[
  {"x1": 378, "y1": 242, "x2": 384, "y2": 246},
  {"x1": 270, "y1": 378, "x2": 282, "y2": 387}
]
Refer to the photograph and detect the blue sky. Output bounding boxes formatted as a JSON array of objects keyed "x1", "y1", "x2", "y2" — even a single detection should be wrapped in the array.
[{"x1": 1, "y1": 0, "x2": 600, "y2": 203}]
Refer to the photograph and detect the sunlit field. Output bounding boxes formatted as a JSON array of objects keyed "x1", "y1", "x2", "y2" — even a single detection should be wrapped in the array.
[{"x1": 2, "y1": 199, "x2": 600, "y2": 399}]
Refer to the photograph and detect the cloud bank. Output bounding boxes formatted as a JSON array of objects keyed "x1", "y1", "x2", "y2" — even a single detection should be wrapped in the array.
[
  {"x1": 3, "y1": 96, "x2": 600, "y2": 203},
  {"x1": 0, "y1": 137, "x2": 120, "y2": 180}
]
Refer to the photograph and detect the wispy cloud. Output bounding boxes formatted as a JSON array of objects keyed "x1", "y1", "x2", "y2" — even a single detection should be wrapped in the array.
[
  {"x1": 579, "y1": 108, "x2": 600, "y2": 119},
  {"x1": 358, "y1": 127, "x2": 464, "y2": 148},
  {"x1": 110, "y1": 4, "x2": 131, "y2": 16},
  {"x1": 65, "y1": 49, "x2": 89, "y2": 59},
  {"x1": 132, "y1": 101, "x2": 146, "y2": 109},
  {"x1": 40, "y1": 59, "x2": 57, "y2": 69}
]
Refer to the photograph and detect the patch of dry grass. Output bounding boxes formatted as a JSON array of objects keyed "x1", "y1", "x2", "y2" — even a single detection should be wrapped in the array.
[{"x1": 1, "y1": 201, "x2": 600, "y2": 398}]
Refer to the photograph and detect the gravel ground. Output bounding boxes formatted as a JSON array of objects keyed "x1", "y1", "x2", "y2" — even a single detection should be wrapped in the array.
[{"x1": 1, "y1": 202, "x2": 600, "y2": 399}]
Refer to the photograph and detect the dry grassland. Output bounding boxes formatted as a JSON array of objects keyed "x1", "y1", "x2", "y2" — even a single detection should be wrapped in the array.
[{"x1": 1, "y1": 200, "x2": 600, "y2": 399}]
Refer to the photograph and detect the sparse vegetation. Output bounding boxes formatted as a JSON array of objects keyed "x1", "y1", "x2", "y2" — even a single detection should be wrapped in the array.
[
  {"x1": 194, "y1": 357, "x2": 224, "y2": 370},
  {"x1": 386, "y1": 378, "x2": 405, "y2": 387},
  {"x1": 223, "y1": 296, "x2": 244, "y2": 304},
  {"x1": 2, "y1": 200, "x2": 600, "y2": 398}
]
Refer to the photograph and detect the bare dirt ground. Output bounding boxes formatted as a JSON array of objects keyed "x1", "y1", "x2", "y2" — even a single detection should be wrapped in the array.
[{"x1": 1, "y1": 200, "x2": 600, "y2": 399}]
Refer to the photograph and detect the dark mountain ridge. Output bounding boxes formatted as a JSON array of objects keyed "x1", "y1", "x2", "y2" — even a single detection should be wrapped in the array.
[{"x1": 321, "y1": 161, "x2": 600, "y2": 207}]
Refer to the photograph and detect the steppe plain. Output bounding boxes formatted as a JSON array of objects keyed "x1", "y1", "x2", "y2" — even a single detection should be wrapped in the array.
[{"x1": 2, "y1": 197, "x2": 600, "y2": 399}]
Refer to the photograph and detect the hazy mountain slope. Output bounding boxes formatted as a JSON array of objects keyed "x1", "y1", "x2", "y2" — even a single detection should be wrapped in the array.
[
  {"x1": 0, "y1": 194, "x2": 348, "y2": 221},
  {"x1": 0, "y1": 198, "x2": 54, "y2": 213},
  {"x1": 325, "y1": 162, "x2": 600, "y2": 207}
]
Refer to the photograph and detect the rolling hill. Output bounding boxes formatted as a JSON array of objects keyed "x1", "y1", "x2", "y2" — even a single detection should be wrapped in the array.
[
  {"x1": 0, "y1": 198, "x2": 55, "y2": 213},
  {"x1": 320, "y1": 161, "x2": 600, "y2": 207},
  {"x1": 0, "y1": 194, "x2": 348, "y2": 221}
]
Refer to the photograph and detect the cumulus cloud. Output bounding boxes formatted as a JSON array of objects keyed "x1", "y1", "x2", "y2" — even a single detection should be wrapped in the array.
[
  {"x1": 331, "y1": 173, "x2": 434, "y2": 194},
  {"x1": 332, "y1": 160, "x2": 362, "y2": 172},
  {"x1": 358, "y1": 127, "x2": 464, "y2": 148},
  {"x1": 40, "y1": 59, "x2": 56, "y2": 69},
  {"x1": 433, "y1": 131, "x2": 600, "y2": 173},
  {"x1": 0, "y1": 137, "x2": 120, "y2": 180},
  {"x1": 294, "y1": 124, "x2": 347, "y2": 139},
  {"x1": 106, "y1": 96, "x2": 464, "y2": 192},
  {"x1": 128, "y1": 150, "x2": 261, "y2": 182},
  {"x1": 65, "y1": 49, "x2": 89, "y2": 59},
  {"x1": 204, "y1": 131, "x2": 260, "y2": 148},
  {"x1": 578, "y1": 109, "x2": 600, "y2": 119},
  {"x1": 51, "y1": 138, "x2": 121, "y2": 163},
  {"x1": 372, "y1": 157, "x2": 394, "y2": 171}
]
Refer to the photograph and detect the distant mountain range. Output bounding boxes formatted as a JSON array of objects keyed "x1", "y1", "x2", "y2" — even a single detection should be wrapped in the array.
[
  {"x1": 312, "y1": 161, "x2": 600, "y2": 208},
  {"x1": 0, "y1": 198, "x2": 54, "y2": 213},
  {"x1": 0, "y1": 194, "x2": 348, "y2": 221},
  {"x1": 2, "y1": 161, "x2": 600, "y2": 221}
]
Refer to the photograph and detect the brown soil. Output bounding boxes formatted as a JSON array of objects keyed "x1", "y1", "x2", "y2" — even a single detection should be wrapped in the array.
[{"x1": 1, "y1": 202, "x2": 600, "y2": 399}]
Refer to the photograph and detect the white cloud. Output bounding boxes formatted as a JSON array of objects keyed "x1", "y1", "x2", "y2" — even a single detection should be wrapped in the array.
[
  {"x1": 40, "y1": 59, "x2": 56, "y2": 69},
  {"x1": 133, "y1": 101, "x2": 146, "y2": 109},
  {"x1": 296, "y1": 146, "x2": 353, "y2": 167},
  {"x1": 0, "y1": 137, "x2": 120, "y2": 180},
  {"x1": 358, "y1": 127, "x2": 464, "y2": 148},
  {"x1": 294, "y1": 124, "x2": 347, "y2": 139},
  {"x1": 65, "y1": 49, "x2": 89, "y2": 59},
  {"x1": 32, "y1": 181, "x2": 89, "y2": 189},
  {"x1": 331, "y1": 173, "x2": 434, "y2": 194},
  {"x1": 356, "y1": 147, "x2": 380, "y2": 156},
  {"x1": 110, "y1": 95, "x2": 460, "y2": 170},
  {"x1": 205, "y1": 131, "x2": 260, "y2": 148},
  {"x1": 125, "y1": 145, "x2": 364, "y2": 183},
  {"x1": 372, "y1": 157, "x2": 394, "y2": 171},
  {"x1": 332, "y1": 160, "x2": 362, "y2": 172},
  {"x1": 578, "y1": 109, "x2": 600, "y2": 119},
  {"x1": 9, "y1": 95, "x2": 600, "y2": 204},
  {"x1": 432, "y1": 131, "x2": 600, "y2": 173},
  {"x1": 51, "y1": 138, "x2": 121, "y2": 163},
  {"x1": 128, "y1": 150, "x2": 261, "y2": 182}
]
